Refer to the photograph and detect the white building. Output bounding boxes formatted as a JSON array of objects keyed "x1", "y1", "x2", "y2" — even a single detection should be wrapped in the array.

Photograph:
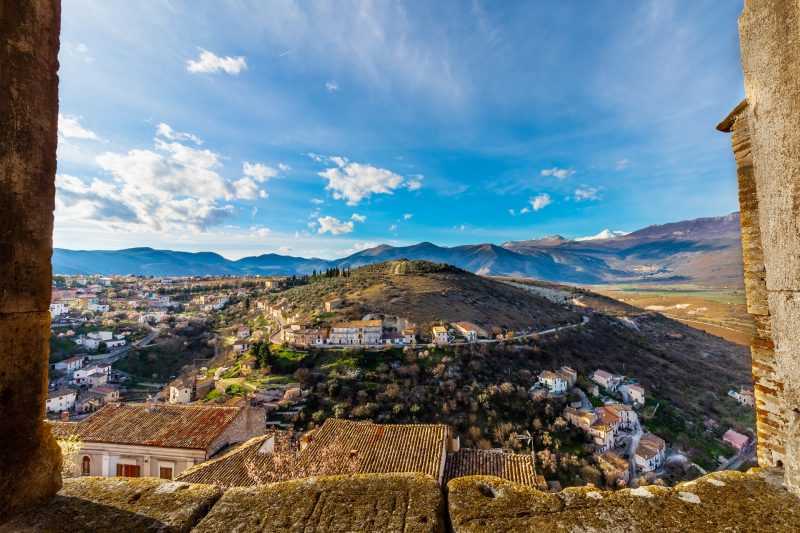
[
  {"x1": 49, "y1": 302, "x2": 69, "y2": 318},
  {"x1": 621, "y1": 383, "x2": 646, "y2": 406},
  {"x1": 591, "y1": 369, "x2": 624, "y2": 392},
  {"x1": 432, "y1": 326, "x2": 449, "y2": 345},
  {"x1": 728, "y1": 387, "x2": 755, "y2": 407},
  {"x1": 73, "y1": 363, "x2": 111, "y2": 386},
  {"x1": 452, "y1": 322, "x2": 487, "y2": 343},
  {"x1": 46, "y1": 388, "x2": 78, "y2": 413},
  {"x1": 328, "y1": 320, "x2": 383, "y2": 345},
  {"x1": 635, "y1": 433, "x2": 666, "y2": 472},
  {"x1": 538, "y1": 370, "x2": 568, "y2": 394},
  {"x1": 54, "y1": 355, "x2": 84, "y2": 374},
  {"x1": 88, "y1": 303, "x2": 110, "y2": 313}
]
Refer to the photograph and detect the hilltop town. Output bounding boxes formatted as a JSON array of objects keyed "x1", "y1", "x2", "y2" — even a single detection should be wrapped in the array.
[{"x1": 46, "y1": 260, "x2": 755, "y2": 491}]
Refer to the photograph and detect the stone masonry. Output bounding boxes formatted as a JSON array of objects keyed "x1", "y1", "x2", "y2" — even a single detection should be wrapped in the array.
[
  {"x1": 723, "y1": 0, "x2": 800, "y2": 495},
  {"x1": 0, "y1": 0, "x2": 63, "y2": 519}
]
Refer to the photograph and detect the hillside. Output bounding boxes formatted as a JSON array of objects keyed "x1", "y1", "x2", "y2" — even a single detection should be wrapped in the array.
[
  {"x1": 52, "y1": 213, "x2": 744, "y2": 286},
  {"x1": 268, "y1": 260, "x2": 581, "y2": 333}
]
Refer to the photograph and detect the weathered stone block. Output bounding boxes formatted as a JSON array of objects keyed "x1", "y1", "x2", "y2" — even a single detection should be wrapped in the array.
[
  {"x1": 0, "y1": 477, "x2": 222, "y2": 533},
  {"x1": 193, "y1": 473, "x2": 443, "y2": 533},
  {"x1": 447, "y1": 471, "x2": 800, "y2": 532}
]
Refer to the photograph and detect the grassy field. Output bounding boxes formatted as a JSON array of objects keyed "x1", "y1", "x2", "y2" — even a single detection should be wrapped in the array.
[{"x1": 586, "y1": 284, "x2": 753, "y2": 346}]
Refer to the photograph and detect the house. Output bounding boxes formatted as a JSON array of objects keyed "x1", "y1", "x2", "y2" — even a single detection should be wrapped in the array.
[
  {"x1": 722, "y1": 429, "x2": 750, "y2": 452},
  {"x1": 444, "y1": 448, "x2": 545, "y2": 489},
  {"x1": 72, "y1": 363, "x2": 111, "y2": 386},
  {"x1": 591, "y1": 369, "x2": 623, "y2": 392},
  {"x1": 559, "y1": 366, "x2": 578, "y2": 387},
  {"x1": 538, "y1": 370, "x2": 568, "y2": 395},
  {"x1": 621, "y1": 383, "x2": 646, "y2": 406},
  {"x1": 49, "y1": 302, "x2": 69, "y2": 318},
  {"x1": 596, "y1": 451, "x2": 630, "y2": 487},
  {"x1": 452, "y1": 322, "x2": 487, "y2": 343},
  {"x1": 603, "y1": 404, "x2": 639, "y2": 431},
  {"x1": 178, "y1": 419, "x2": 453, "y2": 487},
  {"x1": 323, "y1": 298, "x2": 343, "y2": 312},
  {"x1": 88, "y1": 303, "x2": 110, "y2": 313},
  {"x1": 169, "y1": 378, "x2": 194, "y2": 404},
  {"x1": 432, "y1": 326, "x2": 449, "y2": 345},
  {"x1": 49, "y1": 403, "x2": 265, "y2": 480},
  {"x1": 401, "y1": 328, "x2": 417, "y2": 344},
  {"x1": 285, "y1": 328, "x2": 329, "y2": 347},
  {"x1": 54, "y1": 355, "x2": 84, "y2": 374},
  {"x1": 728, "y1": 387, "x2": 755, "y2": 407},
  {"x1": 328, "y1": 320, "x2": 383, "y2": 345},
  {"x1": 237, "y1": 326, "x2": 251, "y2": 339},
  {"x1": 635, "y1": 433, "x2": 667, "y2": 472},
  {"x1": 46, "y1": 388, "x2": 78, "y2": 413},
  {"x1": 232, "y1": 340, "x2": 250, "y2": 354},
  {"x1": 564, "y1": 407, "x2": 597, "y2": 431},
  {"x1": 89, "y1": 385, "x2": 120, "y2": 404}
]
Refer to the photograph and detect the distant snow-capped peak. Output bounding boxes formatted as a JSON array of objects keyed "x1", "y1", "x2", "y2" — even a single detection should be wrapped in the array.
[{"x1": 575, "y1": 229, "x2": 629, "y2": 241}]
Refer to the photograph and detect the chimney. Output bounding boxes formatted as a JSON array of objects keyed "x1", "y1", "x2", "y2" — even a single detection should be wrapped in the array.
[{"x1": 60, "y1": 410, "x2": 70, "y2": 422}]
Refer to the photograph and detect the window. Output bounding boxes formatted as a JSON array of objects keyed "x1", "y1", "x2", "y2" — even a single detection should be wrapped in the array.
[
  {"x1": 159, "y1": 466, "x2": 173, "y2": 480},
  {"x1": 81, "y1": 456, "x2": 90, "y2": 476},
  {"x1": 115, "y1": 463, "x2": 141, "y2": 477}
]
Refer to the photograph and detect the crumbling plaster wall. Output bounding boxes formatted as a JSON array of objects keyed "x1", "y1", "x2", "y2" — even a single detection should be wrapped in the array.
[
  {"x1": 0, "y1": 0, "x2": 63, "y2": 519},
  {"x1": 737, "y1": 0, "x2": 800, "y2": 494}
]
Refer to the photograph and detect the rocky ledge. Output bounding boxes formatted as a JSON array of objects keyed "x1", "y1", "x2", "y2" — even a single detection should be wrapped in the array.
[{"x1": 2, "y1": 469, "x2": 798, "y2": 532}]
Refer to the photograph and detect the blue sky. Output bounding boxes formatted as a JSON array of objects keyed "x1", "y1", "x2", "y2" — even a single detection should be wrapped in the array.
[{"x1": 55, "y1": 0, "x2": 745, "y2": 259}]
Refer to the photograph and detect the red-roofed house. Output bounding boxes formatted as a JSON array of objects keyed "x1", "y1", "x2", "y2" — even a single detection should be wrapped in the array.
[
  {"x1": 49, "y1": 403, "x2": 264, "y2": 480},
  {"x1": 723, "y1": 429, "x2": 750, "y2": 452}
]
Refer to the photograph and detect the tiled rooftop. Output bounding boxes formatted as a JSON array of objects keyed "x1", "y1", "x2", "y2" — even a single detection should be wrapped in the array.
[
  {"x1": 444, "y1": 448, "x2": 542, "y2": 487},
  {"x1": 48, "y1": 403, "x2": 244, "y2": 450},
  {"x1": 297, "y1": 419, "x2": 448, "y2": 480}
]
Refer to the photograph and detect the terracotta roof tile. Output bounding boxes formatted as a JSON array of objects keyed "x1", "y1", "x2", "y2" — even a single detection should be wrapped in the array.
[
  {"x1": 47, "y1": 403, "x2": 244, "y2": 450},
  {"x1": 444, "y1": 448, "x2": 540, "y2": 487}
]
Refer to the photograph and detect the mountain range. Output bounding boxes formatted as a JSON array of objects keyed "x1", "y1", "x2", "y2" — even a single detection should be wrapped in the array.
[{"x1": 53, "y1": 212, "x2": 744, "y2": 286}]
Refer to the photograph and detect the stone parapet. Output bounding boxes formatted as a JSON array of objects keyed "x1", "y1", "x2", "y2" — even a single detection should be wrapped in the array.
[{"x1": 2, "y1": 471, "x2": 797, "y2": 532}]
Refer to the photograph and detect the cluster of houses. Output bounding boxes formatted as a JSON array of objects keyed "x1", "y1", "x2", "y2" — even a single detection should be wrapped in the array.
[
  {"x1": 279, "y1": 314, "x2": 418, "y2": 347},
  {"x1": 74, "y1": 330, "x2": 127, "y2": 351},
  {"x1": 47, "y1": 356, "x2": 120, "y2": 415},
  {"x1": 51, "y1": 405, "x2": 545, "y2": 490}
]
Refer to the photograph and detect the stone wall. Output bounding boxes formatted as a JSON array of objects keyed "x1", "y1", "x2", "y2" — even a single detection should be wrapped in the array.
[
  {"x1": 735, "y1": 0, "x2": 800, "y2": 495},
  {"x1": 0, "y1": 0, "x2": 63, "y2": 519}
]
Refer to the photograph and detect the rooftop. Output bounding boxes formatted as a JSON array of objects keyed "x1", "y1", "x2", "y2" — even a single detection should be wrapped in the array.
[
  {"x1": 48, "y1": 403, "x2": 244, "y2": 450},
  {"x1": 444, "y1": 448, "x2": 541, "y2": 487}
]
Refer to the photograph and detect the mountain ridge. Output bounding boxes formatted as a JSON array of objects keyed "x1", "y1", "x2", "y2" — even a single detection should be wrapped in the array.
[{"x1": 53, "y1": 212, "x2": 743, "y2": 286}]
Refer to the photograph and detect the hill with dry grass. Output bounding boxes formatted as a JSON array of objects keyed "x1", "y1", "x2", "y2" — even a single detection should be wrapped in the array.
[{"x1": 268, "y1": 260, "x2": 581, "y2": 334}]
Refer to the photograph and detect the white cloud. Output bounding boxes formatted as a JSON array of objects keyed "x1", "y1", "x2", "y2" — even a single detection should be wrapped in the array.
[
  {"x1": 317, "y1": 215, "x2": 354, "y2": 235},
  {"x1": 508, "y1": 208, "x2": 516, "y2": 216},
  {"x1": 317, "y1": 156, "x2": 407, "y2": 205},
  {"x1": 311, "y1": 198, "x2": 324, "y2": 205},
  {"x1": 403, "y1": 213, "x2": 413, "y2": 220},
  {"x1": 55, "y1": 124, "x2": 253, "y2": 233},
  {"x1": 156, "y1": 123, "x2": 203, "y2": 145},
  {"x1": 615, "y1": 158, "x2": 630, "y2": 170},
  {"x1": 520, "y1": 207, "x2": 530, "y2": 214},
  {"x1": 530, "y1": 193, "x2": 552, "y2": 211},
  {"x1": 250, "y1": 226, "x2": 271, "y2": 238},
  {"x1": 406, "y1": 175, "x2": 424, "y2": 191},
  {"x1": 540, "y1": 167, "x2": 575, "y2": 179},
  {"x1": 232, "y1": 177, "x2": 262, "y2": 200},
  {"x1": 388, "y1": 224, "x2": 398, "y2": 232},
  {"x1": 278, "y1": 163, "x2": 291, "y2": 172},
  {"x1": 351, "y1": 213, "x2": 367, "y2": 223},
  {"x1": 454, "y1": 224, "x2": 466, "y2": 232},
  {"x1": 58, "y1": 114, "x2": 99, "y2": 141},
  {"x1": 243, "y1": 161, "x2": 279, "y2": 182},
  {"x1": 186, "y1": 48, "x2": 247, "y2": 75},
  {"x1": 574, "y1": 186, "x2": 601, "y2": 201},
  {"x1": 325, "y1": 80, "x2": 339, "y2": 92}
]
